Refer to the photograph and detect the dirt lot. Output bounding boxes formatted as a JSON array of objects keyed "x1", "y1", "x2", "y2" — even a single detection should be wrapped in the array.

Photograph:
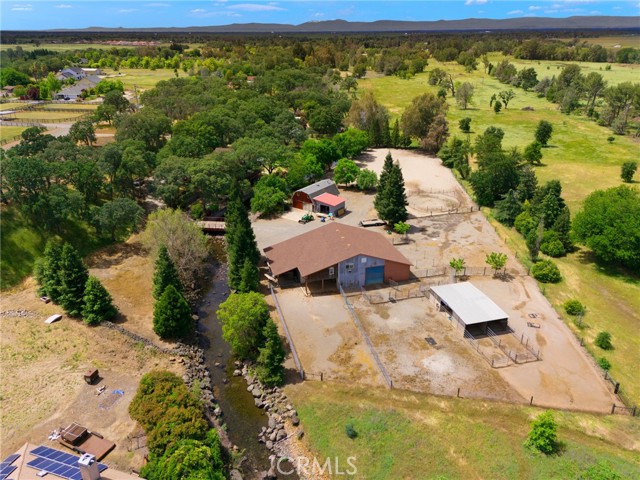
[
  {"x1": 261, "y1": 148, "x2": 618, "y2": 413},
  {"x1": 0, "y1": 238, "x2": 181, "y2": 470},
  {"x1": 273, "y1": 288, "x2": 382, "y2": 386}
]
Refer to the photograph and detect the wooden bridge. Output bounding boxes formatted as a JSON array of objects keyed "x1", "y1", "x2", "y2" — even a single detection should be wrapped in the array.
[{"x1": 196, "y1": 218, "x2": 226, "y2": 233}]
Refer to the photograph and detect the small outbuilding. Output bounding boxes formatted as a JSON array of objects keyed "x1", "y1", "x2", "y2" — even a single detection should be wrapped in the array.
[
  {"x1": 292, "y1": 180, "x2": 346, "y2": 215},
  {"x1": 429, "y1": 282, "x2": 509, "y2": 335}
]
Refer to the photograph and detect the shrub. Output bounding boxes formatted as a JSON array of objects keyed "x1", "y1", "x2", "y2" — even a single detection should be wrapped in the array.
[
  {"x1": 514, "y1": 211, "x2": 536, "y2": 236},
  {"x1": 563, "y1": 300, "x2": 586, "y2": 316},
  {"x1": 394, "y1": 222, "x2": 410, "y2": 235},
  {"x1": 524, "y1": 411, "x2": 558, "y2": 455},
  {"x1": 595, "y1": 331, "x2": 613, "y2": 350},
  {"x1": 531, "y1": 260, "x2": 562, "y2": 283},
  {"x1": 190, "y1": 202, "x2": 204, "y2": 219},
  {"x1": 540, "y1": 230, "x2": 566, "y2": 257},
  {"x1": 621, "y1": 161, "x2": 637, "y2": 183},
  {"x1": 459, "y1": 117, "x2": 471, "y2": 133},
  {"x1": 598, "y1": 357, "x2": 611, "y2": 371},
  {"x1": 345, "y1": 423, "x2": 358, "y2": 439}
]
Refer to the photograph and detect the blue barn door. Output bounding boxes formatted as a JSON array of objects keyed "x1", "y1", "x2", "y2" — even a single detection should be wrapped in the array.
[{"x1": 365, "y1": 265, "x2": 384, "y2": 285}]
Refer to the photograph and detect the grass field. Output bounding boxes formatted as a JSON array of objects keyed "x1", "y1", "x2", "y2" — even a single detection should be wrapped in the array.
[
  {"x1": 287, "y1": 382, "x2": 640, "y2": 480},
  {"x1": 0, "y1": 207, "x2": 110, "y2": 290},
  {"x1": 100, "y1": 69, "x2": 177, "y2": 91},
  {"x1": 0, "y1": 126, "x2": 26, "y2": 142},
  {"x1": 556, "y1": 35, "x2": 640, "y2": 49},
  {"x1": 0, "y1": 102, "x2": 28, "y2": 112},
  {"x1": 0, "y1": 43, "x2": 167, "y2": 52},
  {"x1": 40, "y1": 103, "x2": 98, "y2": 111},
  {"x1": 11, "y1": 110, "x2": 89, "y2": 121},
  {"x1": 360, "y1": 57, "x2": 640, "y2": 403}
]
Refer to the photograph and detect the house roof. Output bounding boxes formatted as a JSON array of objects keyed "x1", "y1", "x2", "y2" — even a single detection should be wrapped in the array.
[
  {"x1": 57, "y1": 77, "x2": 101, "y2": 97},
  {"x1": 264, "y1": 223, "x2": 412, "y2": 277},
  {"x1": 430, "y1": 282, "x2": 509, "y2": 326},
  {"x1": 295, "y1": 179, "x2": 339, "y2": 198},
  {"x1": 5, "y1": 442, "x2": 139, "y2": 480},
  {"x1": 313, "y1": 192, "x2": 346, "y2": 207},
  {"x1": 63, "y1": 66, "x2": 85, "y2": 74}
]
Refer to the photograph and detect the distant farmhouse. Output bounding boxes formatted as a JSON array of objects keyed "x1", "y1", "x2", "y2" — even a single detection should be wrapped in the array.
[
  {"x1": 292, "y1": 179, "x2": 346, "y2": 217},
  {"x1": 264, "y1": 223, "x2": 412, "y2": 290},
  {"x1": 55, "y1": 67, "x2": 103, "y2": 82},
  {"x1": 54, "y1": 76, "x2": 101, "y2": 100}
]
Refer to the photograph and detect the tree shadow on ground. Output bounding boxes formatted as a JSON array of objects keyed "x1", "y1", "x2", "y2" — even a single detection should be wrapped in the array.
[
  {"x1": 574, "y1": 248, "x2": 640, "y2": 286},
  {"x1": 85, "y1": 241, "x2": 146, "y2": 269}
]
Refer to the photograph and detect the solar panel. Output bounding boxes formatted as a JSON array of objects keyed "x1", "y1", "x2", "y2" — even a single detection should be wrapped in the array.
[
  {"x1": 0, "y1": 465, "x2": 17, "y2": 480},
  {"x1": 30, "y1": 446, "x2": 107, "y2": 471},
  {"x1": 27, "y1": 446, "x2": 108, "y2": 480},
  {"x1": 0, "y1": 453, "x2": 20, "y2": 480}
]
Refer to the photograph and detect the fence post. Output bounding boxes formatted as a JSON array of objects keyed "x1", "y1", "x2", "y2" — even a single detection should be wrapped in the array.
[
  {"x1": 611, "y1": 404, "x2": 616, "y2": 415},
  {"x1": 633, "y1": 405, "x2": 637, "y2": 417},
  {"x1": 320, "y1": 372, "x2": 323, "y2": 382},
  {"x1": 457, "y1": 387, "x2": 460, "y2": 397},
  {"x1": 604, "y1": 370, "x2": 609, "y2": 380},
  {"x1": 530, "y1": 396, "x2": 533, "y2": 406},
  {"x1": 614, "y1": 382, "x2": 620, "y2": 394}
]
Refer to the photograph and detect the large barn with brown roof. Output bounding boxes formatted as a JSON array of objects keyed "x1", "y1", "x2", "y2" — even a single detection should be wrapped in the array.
[{"x1": 264, "y1": 223, "x2": 412, "y2": 290}]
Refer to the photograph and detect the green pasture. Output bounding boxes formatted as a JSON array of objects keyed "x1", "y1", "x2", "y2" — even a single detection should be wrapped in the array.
[
  {"x1": 0, "y1": 102, "x2": 28, "y2": 112},
  {"x1": 11, "y1": 110, "x2": 88, "y2": 121},
  {"x1": 100, "y1": 69, "x2": 178, "y2": 91},
  {"x1": 361, "y1": 59, "x2": 640, "y2": 402},
  {"x1": 40, "y1": 103, "x2": 98, "y2": 111},
  {"x1": 287, "y1": 382, "x2": 640, "y2": 480},
  {"x1": 0, "y1": 126, "x2": 26, "y2": 142}
]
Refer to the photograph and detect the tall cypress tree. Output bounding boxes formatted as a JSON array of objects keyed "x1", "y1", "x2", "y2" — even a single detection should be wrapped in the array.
[
  {"x1": 82, "y1": 276, "x2": 117, "y2": 325},
  {"x1": 238, "y1": 258, "x2": 260, "y2": 293},
  {"x1": 375, "y1": 155, "x2": 408, "y2": 226},
  {"x1": 226, "y1": 184, "x2": 260, "y2": 291},
  {"x1": 391, "y1": 119, "x2": 401, "y2": 148},
  {"x1": 255, "y1": 319, "x2": 286, "y2": 387},
  {"x1": 152, "y1": 245, "x2": 183, "y2": 300},
  {"x1": 35, "y1": 239, "x2": 64, "y2": 302},
  {"x1": 58, "y1": 243, "x2": 89, "y2": 317}
]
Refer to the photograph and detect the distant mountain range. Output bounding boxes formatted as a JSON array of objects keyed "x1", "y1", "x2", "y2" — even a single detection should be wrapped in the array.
[{"x1": 52, "y1": 16, "x2": 640, "y2": 33}]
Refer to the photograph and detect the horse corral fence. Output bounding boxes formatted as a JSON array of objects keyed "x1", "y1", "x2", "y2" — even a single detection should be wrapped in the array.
[
  {"x1": 269, "y1": 284, "x2": 304, "y2": 380},
  {"x1": 339, "y1": 284, "x2": 393, "y2": 389}
]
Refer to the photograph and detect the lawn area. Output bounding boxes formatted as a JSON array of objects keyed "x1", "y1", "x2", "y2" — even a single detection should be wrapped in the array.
[
  {"x1": 0, "y1": 126, "x2": 26, "y2": 142},
  {"x1": 0, "y1": 102, "x2": 28, "y2": 112},
  {"x1": 100, "y1": 69, "x2": 177, "y2": 91},
  {"x1": 0, "y1": 206, "x2": 111, "y2": 290},
  {"x1": 40, "y1": 103, "x2": 98, "y2": 111},
  {"x1": 12, "y1": 110, "x2": 89, "y2": 121},
  {"x1": 287, "y1": 382, "x2": 640, "y2": 480},
  {"x1": 360, "y1": 57, "x2": 640, "y2": 403}
]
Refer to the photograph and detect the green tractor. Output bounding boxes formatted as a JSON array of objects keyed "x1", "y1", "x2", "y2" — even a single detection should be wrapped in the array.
[{"x1": 298, "y1": 213, "x2": 314, "y2": 224}]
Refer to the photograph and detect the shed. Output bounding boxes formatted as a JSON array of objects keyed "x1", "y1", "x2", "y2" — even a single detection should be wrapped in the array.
[
  {"x1": 313, "y1": 192, "x2": 346, "y2": 217},
  {"x1": 292, "y1": 180, "x2": 340, "y2": 211},
  {"x1": 429, "y1": 282, "x2": 509, "y2": 335},
  {"x1": 84, "y1": 369, "x2": 99, "y2": 384}
]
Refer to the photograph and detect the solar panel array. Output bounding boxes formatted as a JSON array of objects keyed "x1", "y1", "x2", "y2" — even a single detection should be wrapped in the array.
[
  {"x1": 26, "y1": 446, "x2": 107, "y2": 480},
  {"x1": 0, "y1": 453, "x2": 20, "y2": 480}
]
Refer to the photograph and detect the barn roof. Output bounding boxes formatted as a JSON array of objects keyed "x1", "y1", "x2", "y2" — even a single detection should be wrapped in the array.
[
  {"x1": 313, "y1": 192, "x2": 346, "y2": 207},
  {"x1": 430, "y1": 282, "x2": 508, "y2": 325},
  {"x1": 264, "y1": 223, "x2": 411, "y2": 277},
  {"x1": 295, "y1": 179, "x2": 339, "y2": 198}
]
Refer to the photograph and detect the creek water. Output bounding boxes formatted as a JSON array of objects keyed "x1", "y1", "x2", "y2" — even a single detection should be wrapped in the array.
[{"x1": 198, "y1": 240, "x2": 298, "y2": 480}]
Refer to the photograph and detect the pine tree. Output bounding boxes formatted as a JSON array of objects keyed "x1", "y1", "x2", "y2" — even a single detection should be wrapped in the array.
[
  {"x1": 552, "y1": 206, "x2": 573, "y2": 252},
  {"x1": 391, "y1": 119, "x2": 401, "y2": 148},
  {"x1": 35, "y1": 239, "x2": 64, "y2": 302},
  {"x1": 255, "y1": 319, "x2": 286, "y2": 387},
  {"x1": 226, "y1": 185, "x2": 260, "y2": 291},
  {"x1": 374, "y1": 152, "x2": 395, "y2": 216},
  {"x1": 152, "y1": 245, "x2": 183, "y2": 300},
  {"x1": 58, "y1": 243, "x2": 89, "y2": 317},
  {"x1": 238, "y1": 258, "x2": 260, "y2": 293},
  {"x1": 82, "y1": 276, "x2": 117, "y2": 325},
  {"x1": 494, "y1": 189, "x2": 523, "y2": 227},
  {"x1": 516, "y1": 166, "x2": 538, "y2": 202},
  {"x1": 153, "y1": 284, "x2": 193, "y2": 339},
  {"x1": 375, "y1": 160, "x2": 408, "y2": 226}
]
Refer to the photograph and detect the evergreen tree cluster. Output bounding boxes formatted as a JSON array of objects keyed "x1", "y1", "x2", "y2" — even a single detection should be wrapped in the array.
[
  {"x1": 225, "y1": 185, "x2": 261, "y2": 293},
  {"x1": 35, "y1": 240, "x2": 116, "y2": 324},
  {"x1": 374, "y1": 152, "x2": 409, "y2": 227},
  {"x1": 151, "y1": 245, "x2": 193, "y2": 339}
]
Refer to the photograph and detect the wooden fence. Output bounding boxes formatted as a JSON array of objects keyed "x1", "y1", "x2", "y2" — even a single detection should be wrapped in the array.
[{"x1": 269, "y1": 284, "x2": 304, "y2": 380}]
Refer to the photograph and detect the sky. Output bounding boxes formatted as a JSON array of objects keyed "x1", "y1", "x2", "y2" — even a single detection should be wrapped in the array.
[{"x1": 1, "y1": 0, "x2": 639, "y2": 30}]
